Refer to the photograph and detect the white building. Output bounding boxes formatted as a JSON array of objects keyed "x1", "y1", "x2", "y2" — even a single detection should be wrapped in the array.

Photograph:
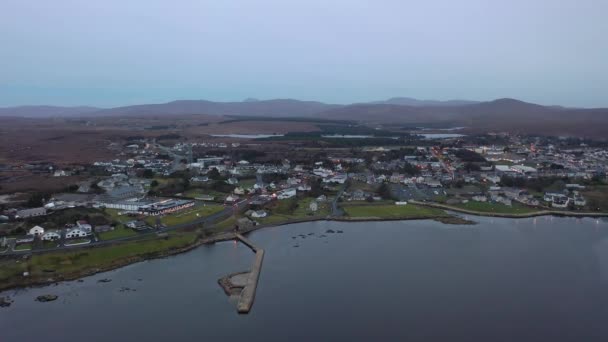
[
  {"x1": 277, "y1": 188, "x2": 296, "y2": 199},
  {"x1": 29, "y1": 225, "x2": 45, "y2": 236},
  {"x1": 66, "y1": 228, "x2": 89, "y2": 239},
  {"x1": 42, "y1": 231, "x2": 61, "y2": 241}
]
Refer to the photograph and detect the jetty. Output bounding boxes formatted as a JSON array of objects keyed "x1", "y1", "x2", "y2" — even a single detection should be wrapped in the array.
[{"x1": 235, "y1": 233, "x2": 264, "y2": 314}]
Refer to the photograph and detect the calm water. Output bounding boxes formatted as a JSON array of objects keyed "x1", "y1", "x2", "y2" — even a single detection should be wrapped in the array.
[{"x1": 2, "y1": 216, "x2": 608, "y2": 341}]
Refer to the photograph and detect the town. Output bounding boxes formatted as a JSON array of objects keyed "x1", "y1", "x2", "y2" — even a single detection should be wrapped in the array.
[{"x1": 2, "y1": 129, "x2": 607, "y2": 262}]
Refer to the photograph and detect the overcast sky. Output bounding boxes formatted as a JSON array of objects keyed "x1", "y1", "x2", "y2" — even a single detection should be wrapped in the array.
[{"x1": 1, "y1": 0, "x2": 607, "y2": 107}]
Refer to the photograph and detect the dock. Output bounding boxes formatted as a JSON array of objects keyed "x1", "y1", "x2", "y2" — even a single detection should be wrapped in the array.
[{"x1": 235, "y1": 233, "x2": 264, "y2": 314}]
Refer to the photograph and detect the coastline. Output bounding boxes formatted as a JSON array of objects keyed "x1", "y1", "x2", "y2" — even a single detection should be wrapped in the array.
[{"x1": 1, "y1": 208, "x2": 606, "y2": 294}]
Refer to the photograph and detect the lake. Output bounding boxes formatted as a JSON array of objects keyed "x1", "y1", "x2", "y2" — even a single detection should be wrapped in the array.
[
  {"x1": 2, "y1": 216, "x2": 608, "y2": 341},
  {"x1": 210, "y1": 134, "x2": 284, "y2": 139}
]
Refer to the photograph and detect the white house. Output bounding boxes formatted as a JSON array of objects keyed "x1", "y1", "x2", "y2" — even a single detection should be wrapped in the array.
[
  {"x1": 277, "y1": 188, "x2": 296, "y2": 199},
  {"x1": 66, "y1": 228, "x2": 89, "y2": 239},
  {"x1": 251, "y1": 210, "x2": 267, "y2": 218},
  {"x1": 29, "y1": 225, "x2": 45, "y2": 236},
  {"x1": 309, "y1": 201, "x2": 318, "y2": 212},
  {"x1": 42, "y1": 231, "x2": 61, "y2": 241},
  {"x1": 76, "y1": 220, "x2": 93, "y2": 233}
]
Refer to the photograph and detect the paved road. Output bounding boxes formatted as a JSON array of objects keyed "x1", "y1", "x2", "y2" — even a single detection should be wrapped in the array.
[{"x1": 330, "y1": 183, "x2": 347, "y2": 217}]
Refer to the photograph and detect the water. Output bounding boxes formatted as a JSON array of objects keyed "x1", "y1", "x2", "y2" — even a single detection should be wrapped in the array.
[
  {"x1": 2, "y1": 216, "x2": 608, "y2": 341},
  {"x1": 210, "y1": 134, "x2": 284, "y2": 139},
  {"x1": 416, "y1": 133, "x2": 466, "y2": 139}
]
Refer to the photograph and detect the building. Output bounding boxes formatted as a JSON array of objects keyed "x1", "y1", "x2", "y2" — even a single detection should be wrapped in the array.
[
  {"x1": 277, "y1": 188, "x2": 296, "y2": 199},
  {"x1": 309, "y1": 201, "x2": 318, "y2": 212},
  {"x1": 94, "y1": 225, "x2": 114, "y2": 233},
  {"x1": 140, "y1": 199, "x2": 195, "y2": 216},
  {"x1": 29, "y1": 225, "x2": 45, "y2": 236},
  {"x1": 16, "y1": 207, "x2": 47, "y2": 219},
  {"x1": 42, "y1": 231, "x2": 61, "y2": 241},
  {"x1": 66, "y1": 228, "x2": 89, "y2": 239},
  {"x1": 251, "y1": 210, "x2": 267, "y2": 218}
]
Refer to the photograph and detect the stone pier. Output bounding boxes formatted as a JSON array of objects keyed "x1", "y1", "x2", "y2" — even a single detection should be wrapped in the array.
[{"x1": 235, "y1": 233, "x2": 264, "y2": 314}]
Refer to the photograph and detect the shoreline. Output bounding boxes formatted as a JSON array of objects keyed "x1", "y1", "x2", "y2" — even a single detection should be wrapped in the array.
[
  {"x1": 1, "y1": 209, "x2": 606, "y2": 294},
  {"x1": 409, "y1": 200, "x2": 608, "y2": 219}
]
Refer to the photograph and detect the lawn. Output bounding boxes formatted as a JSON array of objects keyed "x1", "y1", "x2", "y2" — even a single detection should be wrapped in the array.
[
  {"x1": 65, "y1": 238, "x2": 91, "y2": 245},
  {"x1": 25, "y1": 231, "x2": 198, "y2": 278},
  {"x1": 14, "y1": 243, "x2": 33, "y2": 251},
  {"x1": 258, "y1": 197, "x2": 330, "y2": 225},
  {"x1": 454, "y1": 201, "x2": 539, "y2": 214},
  {"x1": 42, "y1": 240, "x2": 60, "y2": 249},
  {"x1": 159, "y1": 205, "x2": 224, "y2": 226},
  {"x1": 98, "y1": 227, "x2": 137, "y2": 240},
  {"x1": 582, "y1": 185, "x2": 608, "y2": 212},
  {"x1": 342, "y1": 204, "x2": 447, "y2": 219}
]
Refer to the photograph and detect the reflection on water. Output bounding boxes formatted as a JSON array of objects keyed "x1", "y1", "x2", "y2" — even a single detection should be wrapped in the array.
[{"x1": 2, "y1": 216, "x2": 608, "y2": 342}]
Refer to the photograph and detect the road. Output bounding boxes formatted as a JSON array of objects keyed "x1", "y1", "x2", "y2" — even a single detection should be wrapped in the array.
[{"x1": 330, "y1": 183, "x2": 347, "y2": 217}]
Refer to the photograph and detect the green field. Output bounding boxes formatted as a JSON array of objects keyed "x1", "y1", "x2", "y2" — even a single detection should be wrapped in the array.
[
  {"x1": 0, "y1": 231, "x2": 200, "y2": 287},
  {"x1": 255, "y1": 197, "x2": 330, "y2": 225},
  {"x1": 342, "y1": 204, "x2": 447, "y2": 219},
  {"x1": 13, "y1": 243, "x2": 32, "y2": 251},
  {"x1": 454, "y1": 201, "x2": 539, "y2": 214},
  {"x1": 98, "y1": 227, "x2": 138, "y2": 240},
  {"x1": 158, "y1": 205, "x2": 224, "y2": 226}
]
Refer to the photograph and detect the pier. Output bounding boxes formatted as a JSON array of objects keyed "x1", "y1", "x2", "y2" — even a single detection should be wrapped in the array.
[{"x1": 235, "y1": 233, "x2": 264, "y2": 314}]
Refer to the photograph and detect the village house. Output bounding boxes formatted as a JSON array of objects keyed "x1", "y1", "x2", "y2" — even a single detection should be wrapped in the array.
[
  {"x1": 16, "y1": 207, "x2": 47, "y2": 219},
  {"x1": 94, "y1": 225, "x2": 114, "y2": 233},
  {"x1": 277, "y1": 188, "x2": 296, "y2": 200},
  {"x1": 29, "y1": 225, "x2": 45, "y2": 236},
  {"x1": 42, "y1": 230, "x2": 61, "y2": 241},
  {"x1": 65, "y1": 228, "x2": 89, "y2": 239},
  {"x1": 309, "y1": 201, "x2": 318, "y2": 212}
]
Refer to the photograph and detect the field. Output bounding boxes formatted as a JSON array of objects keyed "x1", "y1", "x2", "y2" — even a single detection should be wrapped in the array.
[
  {"x1": 256, "y1": 197, "x2": 330, "y2": 225},
  {"x1": 453, "y1": 201, "x2": 539, "y2": 214},
  {"x1": 582, "y1": 185, "x2": 608, "y2": 212},
  {"x1": 342, "y1": 204, "x2": 447, "y2": 219},
  {"x1": 157, "y1": 205, "x2": 224, "y2": 226},
  {"x1": 13, "y1": 243, "x2": 32, "y2": 251},
  {"x1": 98, "y1": 227, "x2": 137, "y2": 240},
  {"x1": 0, "y1": 230, "x2": 199, "y2": 289}
]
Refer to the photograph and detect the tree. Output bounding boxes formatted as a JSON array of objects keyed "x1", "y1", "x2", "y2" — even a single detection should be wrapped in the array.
[
  {"x1": 143, "y1": 169, "x2": 154, "y2": 178},
  {"x1": 150, "y1": 180, "x2": 159, "y2": 187},
  {"x1": 378, "y1": 183, "x2": 393, "y2": 200},
  {"x1": 26, "y1": 192, "x2": 49, "y2": 208},
  {"x1": 208, "y1": 168, "x2": 222, "y2": 181}
]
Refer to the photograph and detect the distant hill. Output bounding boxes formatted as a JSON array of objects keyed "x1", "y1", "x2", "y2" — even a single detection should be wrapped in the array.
[
  {"x1": 317, "y1": 98, "x2": 608, "y2": 139},
  {"x1": 367, "y1": 97, "x2": 479, "y2": 107},
  {"x1": 87, "y1": 99, "x2": 340, "y2": 118},
  {"x1": 1, "y1": 97, "x2": 607, "y2": 138},
  {"x1": 0, "y1": 105, "x2": 100, "y2": 118}
]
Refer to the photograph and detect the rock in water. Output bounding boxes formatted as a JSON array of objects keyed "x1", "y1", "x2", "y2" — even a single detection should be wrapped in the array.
[
  {"x1": 36, "y1": 295, "x2": 58, "y2": 302},
  {"x1": 98, "y1": 278, "x2": 112, "y2": 283},
  {"x1": 0, "y1": 297, "x2": 12, "y2": 307},
  {"x1": 326, "y1": 229, "x2": 335, "y2": 234}
]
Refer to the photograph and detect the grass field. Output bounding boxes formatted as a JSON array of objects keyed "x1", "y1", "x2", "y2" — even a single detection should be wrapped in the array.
[
  {"x1": 0, "y1": 230, "x2": 200, "y2": 287},
  {"x1": 98, "y1": 227, "x2": 137, "y2": 240},
  {"x1": 158, "y1": 205, "x2": 224, "y2": 226},
  {"x1": 582, "y1": 185, "x2": 608, "y2": 212},
  {"x1": 13, "y1": 243, "x2": 32, "y2": 251},
  {"x1": 342, "y1": 204, "x2": 447, "y2": 219},
  {"x1": 454, "y1": 201, "x2": 539, "y2": 214}
]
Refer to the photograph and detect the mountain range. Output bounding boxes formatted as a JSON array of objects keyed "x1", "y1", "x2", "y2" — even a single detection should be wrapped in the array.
[{"x1": 1, "y1": 97, "x2": 606, "y2": 138}]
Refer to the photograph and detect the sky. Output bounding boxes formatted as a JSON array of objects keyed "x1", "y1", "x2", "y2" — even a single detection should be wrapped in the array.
[{"x1": 1, "y1": 0, "x2": 607, "y2": 108}]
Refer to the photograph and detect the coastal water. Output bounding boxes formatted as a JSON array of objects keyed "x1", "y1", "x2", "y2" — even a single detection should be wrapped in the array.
[{"x1": 2, "y1": 216, "x2": 608, "y2": 341}]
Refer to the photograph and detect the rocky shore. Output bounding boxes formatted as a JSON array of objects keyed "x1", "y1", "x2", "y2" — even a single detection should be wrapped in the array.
[{"x1": 218, "y1": 271, "x2": 249, "y2": 296}]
